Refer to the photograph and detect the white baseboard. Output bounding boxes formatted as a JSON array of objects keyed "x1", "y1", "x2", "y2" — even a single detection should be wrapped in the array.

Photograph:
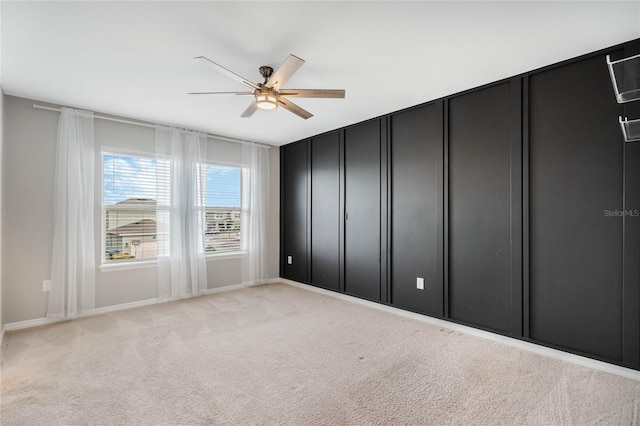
[
  {"x1": 280, "y1": 278, "x2": 640, "y2": 382},
  {"x1": 0, "y1": 278, "x2": 279, "y2": 346},
  {"x1": 89, "y1": 297, "x2": 160, "y2": 315},
  {"x1": 2, "y1": 316, "x2": 62, "y2": 333},
  {"x1": 200, "y1": 279, "x2": 274, "y2": 295}
]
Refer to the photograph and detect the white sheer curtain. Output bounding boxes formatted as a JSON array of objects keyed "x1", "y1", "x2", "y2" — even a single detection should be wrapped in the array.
[
  {"x1": 156, "y1": 126, "x2": 208, "y2": 300},
  {"x1": 242, "y1": 143, "x2": 270, "y2": 285},
  {"x1": 47, "y1": 108, "x2": 95, "y2": 319}
]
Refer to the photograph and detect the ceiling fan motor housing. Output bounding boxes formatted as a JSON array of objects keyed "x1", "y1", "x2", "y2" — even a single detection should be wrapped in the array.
[{"x1": 259, "y1": 66, "x2": 274, "y2": 82}]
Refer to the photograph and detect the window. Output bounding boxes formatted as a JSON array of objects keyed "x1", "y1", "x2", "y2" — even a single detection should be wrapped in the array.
[
  {"x1": 102, "y1": 152, "x2": 241, "y2": 264},
  {"x1": 203, "y1": 164, "x2": 242, "y2": 254},
  {"x1": 103, "y1": 152, "x2": 170, "y2": 263}
]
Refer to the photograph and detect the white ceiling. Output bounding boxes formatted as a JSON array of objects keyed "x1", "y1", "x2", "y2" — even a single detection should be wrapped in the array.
[{"x1": 2, "y1": 1, "x2": 639, "y2": 146}]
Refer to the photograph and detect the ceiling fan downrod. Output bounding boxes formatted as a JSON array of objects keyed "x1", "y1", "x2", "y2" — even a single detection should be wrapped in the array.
[{"x1": 259, "y1": 66, "x2": 274, "y2": 84}]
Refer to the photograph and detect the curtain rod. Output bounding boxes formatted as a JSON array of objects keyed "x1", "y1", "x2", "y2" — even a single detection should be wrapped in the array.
[{"x1": 33, "y1": 104, "x2": 272, "y2": 149}]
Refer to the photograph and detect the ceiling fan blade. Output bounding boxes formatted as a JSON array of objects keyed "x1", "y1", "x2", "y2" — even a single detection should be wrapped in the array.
[
  {"x1": 278, "y1": 97, "x2": 313, "y2": 120},
  {"x1": 278, "y1": 89, "x2": 345, "y2": 98},
  {"x1": 194, "y1": 56, "x2": 260, "y2": 90},
  {"x1": 240, "y1": 102, "x2": 259, "y2": 118},
  {"x1": 187, "y1": 91, "x2": 254, "y2": 96},
  {"x1": 265, "y1": 54, "x2": 305, "y2": 91}
]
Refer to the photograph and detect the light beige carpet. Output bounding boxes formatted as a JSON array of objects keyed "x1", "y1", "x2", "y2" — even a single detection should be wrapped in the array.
[{"x1": 1, "y1": 282, "x2": 639, "y2": 425}]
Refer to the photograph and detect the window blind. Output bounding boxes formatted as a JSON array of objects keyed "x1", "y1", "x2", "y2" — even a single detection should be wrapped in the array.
[
  {"x1": 203, "y1": 164, "x2": 242, "y2": 254},
  {"x1": 103, "y1": 152, "x2": 170, "y2": 262}
]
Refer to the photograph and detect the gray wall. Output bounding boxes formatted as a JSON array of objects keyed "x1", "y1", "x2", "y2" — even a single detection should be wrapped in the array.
[{"x1": 2, "y1": 94, "x2": 280, "y2": 324}]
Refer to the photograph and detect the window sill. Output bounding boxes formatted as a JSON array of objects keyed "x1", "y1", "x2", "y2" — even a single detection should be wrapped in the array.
[
  {"x1": 206, "y1": 251, "x2": 246, "y2": 261},
  {"x1": 99, "y1": 260, "x2": 158, "y2": 272},
  {"x1": 99, "y1": 252, "x2": 246, "y2": 271}
]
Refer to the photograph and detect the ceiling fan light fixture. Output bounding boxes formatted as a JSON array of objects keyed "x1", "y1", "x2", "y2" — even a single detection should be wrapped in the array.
[{"x1": 255, "y1": 92, "x2": 278, "y2": 110}]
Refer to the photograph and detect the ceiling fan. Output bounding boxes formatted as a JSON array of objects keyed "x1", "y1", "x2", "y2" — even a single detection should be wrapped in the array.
[{"x1": 188, "y1": 54, "x2": 345, "y2": 119}]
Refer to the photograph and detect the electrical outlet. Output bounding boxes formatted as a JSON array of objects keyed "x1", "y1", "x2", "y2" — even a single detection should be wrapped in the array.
[
  {"x1": 287, "y1": 256, "x2": 293, "y2": 265},
  {"x1": 42, "y1": 280, "x2": 52, "y2": 292},
  {"x1": 416, "y1": 277, "x2": 424, "y2": 290}
]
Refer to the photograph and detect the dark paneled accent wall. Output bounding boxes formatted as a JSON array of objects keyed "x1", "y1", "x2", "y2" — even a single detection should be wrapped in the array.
[
  {"x1": 390, "y1": 103, "x2": 444, "y2": 316},
  {"x1": 528, "y1": 53, "x2": 624, "y2": 362},
  {"x1": 310, "y1": 132, "x2": 340, "y2": 290},
  {"x1": 624, "y1": 141, "x2": 640, "y2": 367},
  {"x1": 622, "y1": 40, "x2": 640, "y2": 368},
  {"x1": 448, "y1": 81, "x2": 522, "y2": 335},
  {"x1": 344, "y1": 120, "x2": 383, "y2": 301},
  {"x1": 280, "y1": 38, "x2": 640, "y2": 370},
  {"x1": 280, "y1": 140, "x2": 309, "y2": 283}
]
